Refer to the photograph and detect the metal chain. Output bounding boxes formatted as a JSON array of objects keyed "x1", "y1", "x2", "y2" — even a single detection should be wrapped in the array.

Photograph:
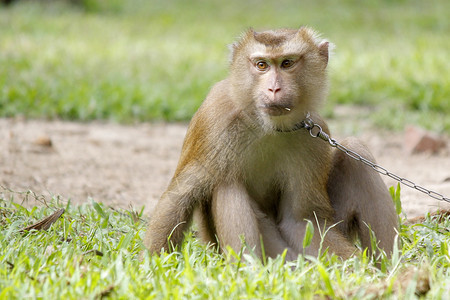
[{"x1": 300, "y1": 115, "x2": 450, "y2": 204}]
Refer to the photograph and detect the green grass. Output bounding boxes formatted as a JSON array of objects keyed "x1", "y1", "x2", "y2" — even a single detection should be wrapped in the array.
[
  {"x1": 1, "y1": 187, "x2": 450, "y2": 299},
  {"x1": 0, "y1": 0, "x2": 449, "y2": 131}
]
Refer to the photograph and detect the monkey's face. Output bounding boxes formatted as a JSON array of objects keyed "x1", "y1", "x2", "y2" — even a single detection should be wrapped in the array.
[
  {"x1": 249, "y1": 53, "x2": 305, "y2": 117},
  {"x1": 230, "y1": 27, "x2": 330, "y2": 130}
]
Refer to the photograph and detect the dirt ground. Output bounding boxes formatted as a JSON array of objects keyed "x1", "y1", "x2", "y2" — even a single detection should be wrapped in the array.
[{"x1": 1, "y1": 109, "x2": 449, "y2": 218}]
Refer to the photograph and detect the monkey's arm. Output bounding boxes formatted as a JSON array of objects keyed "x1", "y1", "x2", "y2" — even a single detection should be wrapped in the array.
[
  {"x1": 145, "y1": 82, "x2": 233, "y2": 254},
  {"x1": 145, "y1": 166, "x2": 210, "y2": 253},
  {"x1": 145, "y1": 122, "x2": 216, "y2": 253},
  {"x1": 144, "y1": 112, "x2": 217, "y2": 253}
]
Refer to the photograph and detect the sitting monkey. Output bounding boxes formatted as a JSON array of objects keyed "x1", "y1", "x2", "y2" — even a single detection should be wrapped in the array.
[{"x1": 145, "y1": 27, "x2": 398, "y2": 260}]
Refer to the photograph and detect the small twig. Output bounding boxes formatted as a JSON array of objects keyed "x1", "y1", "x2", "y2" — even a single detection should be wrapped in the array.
[
  {"x1": 6, "y1": 261, "x2": 14, "y2": 270},
  {"x1": 82, "y1": 249, "x2": 104, "y2": 257},
  {"x1": 19, "y1": 208, "x2": 65, "y2": 233},
  {"x1": 96, "y1": 285, "x2": 115, "y2": 299}
]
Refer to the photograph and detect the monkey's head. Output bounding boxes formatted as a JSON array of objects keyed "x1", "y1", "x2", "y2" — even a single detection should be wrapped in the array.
[{"x1": 229, "y1": 27, "x2": 330, "y2": 131}]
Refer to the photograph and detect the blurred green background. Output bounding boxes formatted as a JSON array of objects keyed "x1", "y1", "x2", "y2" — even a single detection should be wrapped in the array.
[{"x1": 0, "y1": 0, "x2": 449, "y2": 131}]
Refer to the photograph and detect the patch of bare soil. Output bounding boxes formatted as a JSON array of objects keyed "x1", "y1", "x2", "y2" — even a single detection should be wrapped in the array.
[{"x1": 1, "y1": 112, "x2": 449, "y2": 218}]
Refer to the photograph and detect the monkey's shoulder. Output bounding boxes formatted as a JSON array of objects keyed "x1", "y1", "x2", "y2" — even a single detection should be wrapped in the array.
[
  {"x1": 189, "y1": 79, "x2": 244, "y2": 135},
  {"x1": 200, "y1": 79, "x2": 237, "y2": 117},
  {"x1": 174, "y1": 79, "x2": 241, "y2": 171}
]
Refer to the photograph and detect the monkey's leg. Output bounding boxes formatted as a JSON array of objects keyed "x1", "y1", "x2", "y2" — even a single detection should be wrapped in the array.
[
  {"x1": 193, "y1": 202, "x2": 218, "y2": 246},
  {"x1": 211, "y1": 182, "x2": 263, "y2": 258},
  {"x1": 327, "y1": 137, "x2": 398, "y2": 257},
  {"x1": 277, "y1": 211, "x2": 356, "y2": 259},
  {"x1": 205, "y1": 186, "x2": 297, "y2": 259},
  {"x1": 254, "y1": 212, "x2": 299, "y2": 260}
]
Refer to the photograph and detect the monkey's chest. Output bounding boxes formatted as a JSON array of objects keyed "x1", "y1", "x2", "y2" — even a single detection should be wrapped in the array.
[
  {"x1": 242, "y1": 148, "x2": 315, "y2": 207},
  {"x1": 237, "y1": 133, "x2": 330, "y2": 207}
]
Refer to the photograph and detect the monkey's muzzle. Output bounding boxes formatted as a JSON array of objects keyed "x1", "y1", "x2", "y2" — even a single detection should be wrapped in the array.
[{"x1": 261, "y1": 104, "x2": 293, "y2": 116}]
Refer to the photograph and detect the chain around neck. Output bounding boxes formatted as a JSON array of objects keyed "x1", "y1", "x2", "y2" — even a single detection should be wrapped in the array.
[{"x1": 275, "y1": 112, "x2": 314, "y2": 133}]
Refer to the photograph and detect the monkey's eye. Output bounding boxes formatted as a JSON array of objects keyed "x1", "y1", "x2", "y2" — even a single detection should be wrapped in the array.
[
  {"x1": 255, "y1": 61, "x2": 269, "y2": 71},
  {"x1": 281, "y1": 59, "x2": 295, "y2": 69}
]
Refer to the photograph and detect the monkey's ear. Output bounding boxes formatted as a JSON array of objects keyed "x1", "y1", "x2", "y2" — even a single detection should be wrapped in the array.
[
  {"x1": 246, "y1": 27, "x2": 255, "y2": 36},
  {"x1": 229, "y1": 28, "x2": 255, "y2": 63},
  {"x1": 228, "y1": 41, "x2": 240, "y2": 63},
  {"x1": 318, "y1": 41, "x2": 329, "y2": 65}
]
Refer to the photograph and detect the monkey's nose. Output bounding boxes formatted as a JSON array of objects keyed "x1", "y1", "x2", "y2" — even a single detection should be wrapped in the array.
[{"x1": 268, "y1": 87, "x2": 281, "y2": 94}]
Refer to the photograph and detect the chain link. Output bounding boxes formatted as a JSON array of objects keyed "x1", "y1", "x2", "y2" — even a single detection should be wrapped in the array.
[{"x1": 300, "y1": 115, "x2": 450, "y2": 204}]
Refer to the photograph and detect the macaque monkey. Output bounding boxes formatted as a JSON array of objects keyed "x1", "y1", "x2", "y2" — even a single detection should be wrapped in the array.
[{"x1": 145, "y1": 27, "x2": 398, "y2": 260}]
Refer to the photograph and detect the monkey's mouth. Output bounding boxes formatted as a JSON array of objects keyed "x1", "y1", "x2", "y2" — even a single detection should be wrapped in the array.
[{"x1": 261, "y1": 104, "x2": 293, "y2": 116}]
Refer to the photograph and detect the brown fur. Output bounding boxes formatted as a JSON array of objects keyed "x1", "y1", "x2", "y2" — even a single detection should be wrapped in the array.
[{"x1": 145, "y1": 27, "x2": 398, "y2": 260}]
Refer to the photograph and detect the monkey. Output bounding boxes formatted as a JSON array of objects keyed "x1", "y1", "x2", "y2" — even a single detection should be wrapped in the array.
[{"x1": 144, "y1": 27, "x2": 398, "y2": 261}]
